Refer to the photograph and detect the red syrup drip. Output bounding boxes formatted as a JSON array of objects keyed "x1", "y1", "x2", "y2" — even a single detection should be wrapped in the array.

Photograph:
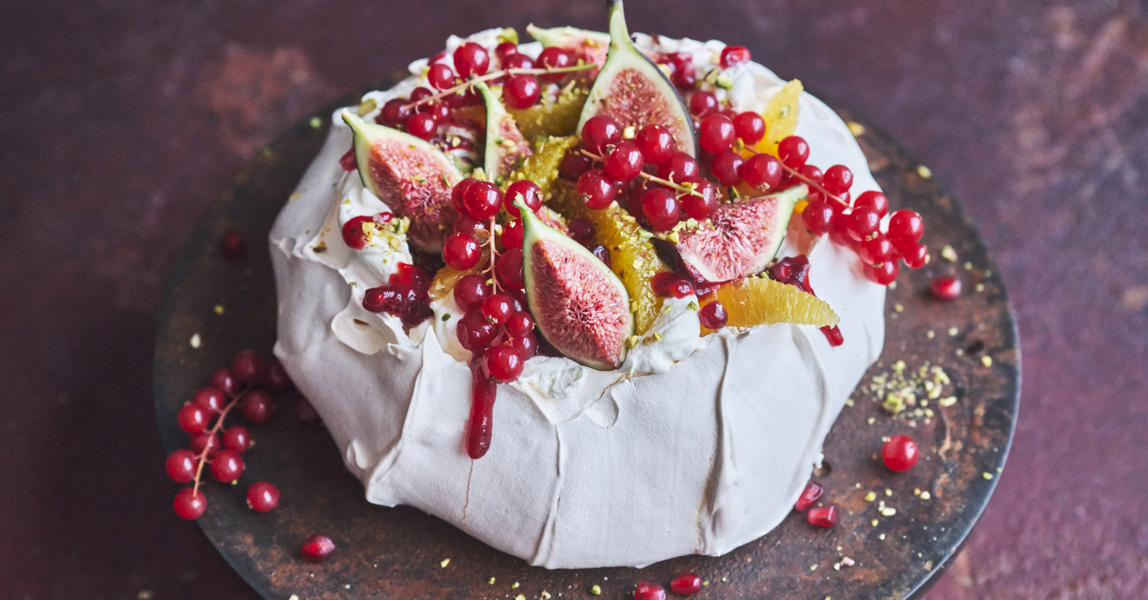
[
  {"x1": 466, "y1": 357, "x2": 497, "y2": 459},
  {"x1": 771, "y1": 256, "x2": 845, "y2": 347}
]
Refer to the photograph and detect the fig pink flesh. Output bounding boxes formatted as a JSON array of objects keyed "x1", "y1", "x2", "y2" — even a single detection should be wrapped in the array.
[
  {"x1": 676, "y1": 197, "x2": 786, "y2": 282},
  {"x1": 494, "y1": 118, "x2": 531, "y2": 176},
  {"x1": 367, "y1": 138, "x2": 460, "y2": 251},
  {"x1": 531, "y1": 239, "x2": 629, "y2": 368},
  {"x1": 600, "y1": 68, "x2": 692, "y2": 154}
]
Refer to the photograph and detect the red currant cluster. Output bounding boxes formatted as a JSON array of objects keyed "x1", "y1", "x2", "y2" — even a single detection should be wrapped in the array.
[
  {"x1": 166, "y1": 350, "x2": 299, "y2": 520},
  {"x1": 656, "y1": 45, "x2": 751, "y2": 90}
]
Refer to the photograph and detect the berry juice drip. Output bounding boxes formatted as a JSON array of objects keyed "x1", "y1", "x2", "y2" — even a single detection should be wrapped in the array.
[
  {"x1": 771, "y1": 255, "x2": 844, "y2": 347},
  {"x1": 466, "y1": 358, "x2": 497, "y2": 459}
]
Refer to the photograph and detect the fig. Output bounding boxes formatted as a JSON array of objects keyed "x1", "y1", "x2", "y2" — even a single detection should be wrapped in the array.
[
  {"x1": 675, "y1": 184, "x2": 807, "y2": 282},
  {"x1": 473, "y1": 81, "x2": 532, "y2": 185},
  {"x1": 342, "y1": 110, "x2": 462, "y2": 252},
  {"x1": 576, "y1": 0, "x2": 697, "y2": 157},
  {"x1": 515, "y1": 197, "x2": 634, "y2": 370},
  {"x1": 526, "y1": 24, "x2": 610, "y2": 75}
]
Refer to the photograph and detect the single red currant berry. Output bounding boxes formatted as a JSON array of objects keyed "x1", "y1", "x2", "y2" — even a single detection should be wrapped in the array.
[
  {"x1": 378, "y1": 98, "x2": 411, "y2": 126},
  {"x1": 409, "y1": 86, "x2": 434, "y2": 105},
  {"x1": 577, "y1": 169, "x2": 618, "y2": 210},
  {"x1": 733, "y1": 111, "x2": 766, "y2": 145},
  {"x1": 567, "y1": 217, "x2": 595, "y2": 245},
  {"x1": 846, "y1": 206, "x2": 881, "y2": 242},
  {"x1": 494, "y1": 41, "x2": 518, "y2": 63},
  {"x1": 457, "y1": 309, "x2": 498, "y2": 351},
  {"x1": 209, "y1": 368, "x2": 238, "y2": 396},
  {"x1": 888, "y1": 209, "x2": 925, "y2": 246},
  {"x1": 505, "y1": 311, "x2": 534, "y2": 338},
  {"x1": 263, "y1": 360, "x2": 292, "y2": 391},
  {"x1": 503, "y1": 74, "x2": 541, "y2": 109},
  {"x1": 855, "y1": 190, "x2": 889, "y2": 218},
  {"x1": 681, "y1": 178, "x2": 718, "y2": 221},
  {"x1": 711, "y1": 150, "x2": 745, "y2": 186},
  {"x1": 497, "y1": 247, "x2": 525, "y2": 290},
  {"x1": 453, "y1": 42, "x2": 489, "y2": 78},
  {"x1": 481, "y1": 294, "x2": 513, "y2": 325},
  {"x1": 177, "y1": 403, "x2": 209, "y2": 434},
  {"x1": 699, "y1": 301, "x2": 728, "y2": 330},
  {"x1": 453, "y1": 274, "x2": 491, "y2": 311},
  {"x1": 210, "y1": 449, "x2": 244, "y2": 483},
  {"x1": 501, "y1": 219, "x2": 524, "y2": 251},
  {"x1": 220, "y1": 229, "x2": 246, "y2": 259},
  {"x1": 902, "y1": 242, "x2": 930, "y2": 269},
  {"x1": 657, "y1": 152, "x2": 700, "y2": 183},
  {"x1": 405, "y1": 112, "x2": 437, "y2": 141},
  {"x1": 699, "y1": 113, "x2": 736, "y2": 153},
  {"x1": 822, "y1": 165, "x2": 854, "y2": 194},
  {"x1": 931, "y1": 275, "x2": 962, "y2": 300},
  {"x1": 720, "y1": 45, "x2": 752, "y2": 68},
  {"x1": 504, "y1": 52, "x2": 534, "y2": 70},
  {"x1": 537, "y1": 47, "x2": 573, "y2": 82},
  {"x1": 858, "y1": 234, "x2": 895, "y2": 265},
  {"x1": 669, "y1": 53, "x2": 696, "y2": 88},
  {"x1": 793, "y1": 480, "x2": 824, "y2": 512},
  {"x1": 510, "y1": 331, "x2": 538, "y2": 358},
  {"x1": 864, "y1": 260, "x2": 900, "y2": 285},
  {"x1": 604, "y1": 141, "x2": 644, "y2": 182},
  {"x1": 882, "y1": 434, "x2": 920, "y2": 472},
  {"x1": 232, "y1": 350, "x2": 267, "y2": 384},
  {"x1": 689, "y1": 90, "x2": 718, "y2": 116},
  {"x1": 581, "y1": 115, "x2": 621, "y2": 155},
  {"x1": 798, "y1": 163, "x2": 823, "y2": 185},
  {"x1": 743, "y1": 153, "x2": 783, "y2": 191},
  {"x1": 223, "y1": 426, "x2": 252, "y2": 453},
  {"x1": 777, "y1": 135, "x2": 810, "y2": 169},
  {"x1": 426, "y1": 101, "x2": 451, "y2": 124},
  {"x1": 801, "y1": 200, "x2": 835, "y2": 235},
  {"x1": 463, "y1": 180, "x2": 503, "y2": 219},
  {"x1": 166, "y1": 450, "x2": 198, "y2": 483},
  {"x1": 559, "y1": 151, "x2": 594, "y2": 182},
  {"x1": 246, "y1": 482, "x2": 280, "y2": 513},
  {"x1": 454, "y1": 214, "x2": 484, "y2": 236},
  {"x1": 295, "y1": 395, "x2": 321, "y2": 424},
  {"x1": 670, "y1": 572, "x2": 703, "y2": 594},
  {"x1": 807, "y1": 504, "x2": 839, "y2": 527},
  {"x1": 635, "y1": 124, "x2": 675, "y2": 165},
  {"x1": 451, "y1": 178, "x2": 477, "y2": 213},
  {"x1": 427, "y1": 63, "x2": 456, "y2": 90},
  {"x1": 301, "y1": 534, "x2": 335, "y2": 562},
  {"x1": 641, "y1": 188, "x2": 681, "y2": 231},
  {"x1": 174, "y1": 489, "x2": 206, "y2": 520},
  {"x1": 189, "y1": 432, "x2": 220, "y2": 457},
  {"x1": 443, "y1": 233, "x2": 481, "y2": 270},
  {"x1": 193, "y1": 387, "x2": 226, "y2": 414},
  {"x1": 241, "y1": 389, "x2": 275, "y2": 424},
  {"x1": 484, "y1": 344, "x2": 525, "y2": 382},
  {"x1": 635, "y1": 581, "x2": 666, "y2": 600}
]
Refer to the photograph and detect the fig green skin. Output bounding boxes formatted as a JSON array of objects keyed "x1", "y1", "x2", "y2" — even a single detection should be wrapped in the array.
[
  {"x1": 473, "y1": 81, "x2": 532, "y2": 184},
  {"x1": 515, "y1": 198, "x2": 634, "y2": 371},
  {"x1": 575, "y1": 0, "x2": 697, "y2": 157},
  {"x1": 342, "y1": 110, "x2": 461, "y2": 252}
]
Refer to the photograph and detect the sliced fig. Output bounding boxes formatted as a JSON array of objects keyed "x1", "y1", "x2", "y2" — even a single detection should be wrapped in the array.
[
  {"x1": 675, "y1": 184, "x2": 807, "y2": 282},
  {"x1": 473, "y1": 81, "x2": 532, "y2": 185},
  {"x1": 576, "y1": 0, "x2": 696, "y2": 156},
  {"x1": 516, "y1": 198, "x2": 634, "y2": 370},
  {"x1": 526, "y1": 24, "x2": 610, "y2": 74},
  {"x1": 343, "y1": 110, "x2": 462, "y2": 252}
]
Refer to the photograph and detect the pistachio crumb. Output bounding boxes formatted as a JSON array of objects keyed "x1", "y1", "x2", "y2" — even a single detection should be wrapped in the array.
[
  {"x1": 867, "y1": 417, "x2": 876, "y2": 425},
  {"x1": 309, "y1": 116, "x2": 322, "y2": 128},
  {"x1": 515, "y1": 595, "x2": 526, "y2": 600},
  {"x1": 921, "y1": 491, "x2": 932, "y2": 500},
  {"x1": 190, "y1": 333, "x2": 201, "y2": 349},
  {"x1": 917, "y1": 165, "x2": 932, "y2": 178},
  {"x1": 512, "y1": 581, "x2": 520, "y2": 588},
  {"x1": 882, "y1": 507, "x2": 897, "y2": 517},
  {"x1": 894, "y1": 303, "x2": 904, "y2": 313},
  {"x1": 488, "y1": 577, "x2": 496, "y2": 584},
  {"x1": 214, "y1": 304, "x2": 225, "y2": 315},
  {"x1": 984, "y1": 472, "x2": 994, "y2": 480},
  {"x1": 948, "y1": 327, "x2": 959, "y2": 336},
  {"x1": 842, "y1": 557, "x2": 855, "y2": 567},
  {"x1": 847, "y1": 121, "x2": 866, "y2": 136},
  {"x1": 864, "y1": 492, "x2": 876, "y2": 502},
  {"x1": 871, "y1": 519, "x2": 879, "y2": 527},
  {"x1": 590, "y1": 584, "x2": 602, "y2": 595},
  {"x1": 834, "y1": 563, "x2": 841, "y2": 570},
  {"x1": 879, "y1": 533, "x2": 887, "y2": 541},
  {"x1": 982, "y1": 355, "x2": 993, "y2": 367},
  {"x1": 927, "y1": 330, "x2": 935, "y2": 339},
  {"x1": 810, "y1": 564, "x2": 817, "y2": 571},
  {"x1": 976, "y1": 283, "x2": 985, "y2": 292},
  {"x1": 885, "y1": 489, "x2": 893, "y2": 496},
  {"x1": 940, "y1": 244, "x2": 958, "y2": 262}
]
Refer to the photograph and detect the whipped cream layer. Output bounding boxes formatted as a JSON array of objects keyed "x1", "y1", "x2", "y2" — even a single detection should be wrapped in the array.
[{"x1": 270, "y1": 32, "x2": 885, "y2": 569}]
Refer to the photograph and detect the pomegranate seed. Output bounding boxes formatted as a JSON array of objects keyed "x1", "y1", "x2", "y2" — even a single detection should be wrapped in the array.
[
  {"x1": 720, "y1": 45, "x2": 752, "y2": 68},
  {"x1": 742, "y1": 153, "x2": 782, "y2": 191},
  {"x1": 189, "y1": 432, "x2": 220, "y2": 456},
  {"x1": 246, "y1": 482, "x2": 280, "y2": 513},
  {"x1": 699, "y1": 301, "x2": 728, "y2": 330},
  {"x1": 443, "y1": 233, "x2": 481, "y2": 270},
  {"x1": 177, "y1": 403, "x2": 209, "y2": 434},
  {"x1": 689, "y1": 90, "x2": 718, "y2": 116},
  {"x1": 453, "y1": 274, "x2": 491, "y2": 311},
  {"x1": 223, "y1": 426, "x2": 252, "y2": 452},
  {"x1": 807, "y1": 504, "x2": 839, "y2": 527},
  {"x1": 931, "y1": 275, "x2": 962, "y2": 300},
  {"x1": 566, "y1": 217, "x2": 595, "y2": 245},
  {"x1": 295, "y1": 395, "x2": 321, "y2": 424},
  {"x1": 427, "y1": 63, "x2": 456, "y2": 90},
  {"x1": 651, "y1": 272, "x2": 695, "y2": 298},
  {"x1": 301, "y1": 534, "x2": 335, "y2": 562},
  {"x1": 855, "y1": 190, "x2": 889, "y2": 218},
  {"x1": 733, "y1": 111, "x2": 766, "y2": 145},
  {"x1": 604, "y1": 141, "x2": 644, "y2": 182},
  {"x1": 577, "y1": 169, "x2": 618, "y2": 210},
  {"x1": 902, "y1": 242, "x2": 930, "y2": 269},
  {"x1": 793, "y1": 480, "x2": 824, "y2": 511},
  {"x1": 174, "y1": 489, "x2": 206, "y2": 520},
  {"x1": 698, "y1": 113, "x2": 736, "y2": 153},
  {"x1": 537, "y1": 47, "x2": 573, "y2": 82},
  {"x1": 882, "y1": 434, "x2": 919, "y2": 472},
  {"x1": 463, "y1": 180, "x2": 503, "y2": 219},
  {"x1": 209, "y1": 449, "x2": 244, "y2": 483},
  {"x1": 497, "y1": 247, "x2": 525, "y2": 290},
  {"x1": 220, "y1": 229, "x2": 246, "y2": 259},
  {"x1": 453, "y1": 42, "x2": 489, "y2": 78},
  {"x1": 635, "y1": 124, "x2": 675, "y2": 165},
  {"x1": 504, "y1": 180, "x2": 543, "y2": 217},
  {"x1": 209, "y1": 368, "x2": 238, "y2": 396},
  {"x1": 670, "y1": 572, "x2": 703, "y2": 594},
  {"x1": 504, "y1": 74, "x2": 541, "y2": 109},
  {"x1": 241, "y1": 389, "x2": 275, "y2": 424},
  {"x1": 635, "y1": 581, "x2": 666, "y2": 600},
  {"x1": 777, "y1": 135, "x2": 810, "y2": 169},
  {"x1": 657, "y1": 152, "x2": 699, "y2": 183},
  {"x1": 582, "y1": 115, "x2": 621, "y2": 154},
  {"x1": 165, "y1": 450, "x2": 197, "y2": 483},
  {"x1": 231, "y1": 350, "x2": 267, "y2": 384}
]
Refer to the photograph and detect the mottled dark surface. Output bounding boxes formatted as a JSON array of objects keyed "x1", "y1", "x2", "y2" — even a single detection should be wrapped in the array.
[{"x1": 0, "y1": 0, "x2": 1144, "y2": 599}]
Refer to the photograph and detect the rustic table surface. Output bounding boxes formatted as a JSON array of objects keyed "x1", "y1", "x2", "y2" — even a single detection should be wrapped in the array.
[{"x1": 1, "y1": 1, "x2": 1145, "y2": 599}]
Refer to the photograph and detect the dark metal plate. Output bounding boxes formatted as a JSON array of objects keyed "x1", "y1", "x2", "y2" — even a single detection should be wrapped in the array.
[{"x1": 154, "y1": 82, "x2": 1019, "y2": 600}]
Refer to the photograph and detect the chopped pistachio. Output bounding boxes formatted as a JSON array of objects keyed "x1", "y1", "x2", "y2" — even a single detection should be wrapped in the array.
[
  {"x1": 497, "y1": 27, "x2": 519, "y2": 44},
  {"x1": 881, "y1": 507, "x2": 897, "y2": 517},
  {"x1": 847, "y1": 121, "x2": 866, "y2": 136},
  {"x1": 940, "y1": 244, "x2": 958, "y2": 262},
  {"x1": 190, "y1": 333, "x2": 201, "y2": 349},
  {"x1": 982, "y1": 355, "x2": 993, "y2": 367},
  {"x1": 948, "y1": 327, "x2": 959, "y2": 337},
  {"x1": 984, "y1": 472, "x2": 994, "y2": 480},
  {"x1": 440, "y1": 559, "x2": 450, "y2": 568},
  {"x1": 921, "y1": 491, "x2": 931, "y2": 500},
  {"x1": 927, "y1": 330, "x2": 935, "y2": 339},
  {"x1": 864, "y1": 492, "x2": 877, "y2": 502},
  {"x1": 917, "y1": 165, "x2": 932, "y2": 178},
  {"x1": 310, "y1": 116, "x2": 322, "y2": 128},
  {"x1": 590, "y1": 584, "x2": 602, "y2": 595}
]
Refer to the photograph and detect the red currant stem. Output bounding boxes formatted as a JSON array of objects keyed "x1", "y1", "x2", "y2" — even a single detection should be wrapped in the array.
[
  {"x1": 406, "y1": 64, "x2": 597, "y2": 109},
  {"x1": 190, "y1": 384, "x2": 253, "y2": 495},
  {"x1": 579, "y1": 150, "x2": 702, "y2": 198},
  {"x1": 485, "y1": 217, "x2": 500, "y2": 293},
  {"x1": 742, "y1": 146, "x2": 850, "y2": 208}
]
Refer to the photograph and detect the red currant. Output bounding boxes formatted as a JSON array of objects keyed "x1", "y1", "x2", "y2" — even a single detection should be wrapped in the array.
[
  {"x1": 210, "y1": 449, "x2": 244, "y2": 483},
  {"x1": 802, "y1": 200, "x2": 834, "y2": 235},
  {"x1": 699, "y1": 301, "x2": 728, "y2": 330},
  {"x1": 604, "y1": 141, "x2": 644, "y2": 182},
  {"x1": 443, "y1": 233, "x2": 481, "y2": 270},
  {"x1": 209, "y1": 368, "x2": 238, "y2": 396},
  {"x1": 453, "y1": 42, "x2": 489, "y2": 78},
  {"x1": 484, "y1": 344, "x2": 525, "y2": 382},
  {"x1": 405, "y1": 112, "x2": 437, "y2": 141},
  {"x1": 930, "y1": 275, "x2": 962, "y2": 300},
  {"x1": 864, "y1": 260, "x2": 900, "y2": 285},
  {"x1": 262, "y1": 360, "x2": 291, "y2": 391},
  {"x1": 681, "y1": 178, "x2": 718, "y2": 221},
  {"x1": 301, "y1": 534, "x2": 335, "y2": 562},
  {"x1": 504, "y1": 53, "x2": 534, "y2": 70},
  {"x1": 710, "y1": 150, "x2": 744, "y2": 186},
  {"x1": 174, "y1": 489, "x2": 206, "y2": 520},
  {"x1": 505, "y1": 311, "x2": 534, "y2": 338},
  {"x1": 807, "y1": 504, "x2": 839, "y2": 527},
  {"x1": 494, "y1": 41, "x2": 518, "y2": 64},
  {"x1": 669, "y1": 53, "x2": 696, "y2": 88},
  {"x1": 409, "y1": 86, "x2": 434, "y2": 105},
  {"x1": 231, "y1": 350, "x2": 266, "y2": 384},
  {"x1": 463, "y1": 180, "x2": 503, "y2": 219},
  {"x1": 742, "y1": 153, "x2": 782, "y2": 191},
  {"x1": 510, "y1": 331, "x2": 538, "y2": 358},
  {"x1": 577, "y1": 169, "x2": 618, "y2": 209},
  {"x1": 193, "y1": 387, "x2": 226, "y2": 414},
  {"x1": 670, "y1": 573, "x2": 702, "y2": 595},
  {"x1": 427, "y1": 63, "x2": 455, "y2": 90},
  {"x1": 855, "y1": 190, "x2": 889, "y2": 218},
  {"x1": 822, "y1": 165, "x2": 854, "y2": 194},
  {"x1": 166, "y1": 450, "x2": 197, "y2": 483},
  {"x1": 888, "y1": 209, "x2": 924, "y2": 246},
  {"x1": 902, "y1": 242, "x2": 930, "y2": 269},
  {"x1": 454, "y1": 274, "x2": 491, "y2": 311},
  {"x1": 221, "y1": 229, "x2": 246, "y2": 259},
  {"x1": 504, "y1": 180, "x2": 542, "y2": 217},
  {"x1": 177, "y1": 403, "x2": 209, "y2": 434},
  {"x1": 481, "y1": 294, "x2": 513, "y2": 325},
  {"x1": 858, "y1": 234, "x2": 895, "y2": 265},
  {"x1": 241, "y1": 389, "x2": 275, "y2": 424},
  {"x1": 537, "y1": 47, "x2": 573, "y2": 82},
  {"x1": 641, "y1": 188, "x2": 681, "y2": 231},
  {"x1": 698, "y1": 114, "x2": 736, "y2": 153},
  {"x1": 451, "y1": 178, "x2": 477, "y2": 213},
  {"x1": 846, "y1": 206, "x2": 881, "y2": 242},
  {"x1": 247, "y1": 482, "x2": 280, "y2": 513},
  {"x1": 798, "y1": 164, "x2": 823, "y2": 186},
  {"x1": 733, "y1": 111, "x2": 766, "y2": 145},
  {"x1": 657, "y1": 152, "x2": 699, "y2": 183},
  {"x1": 503, "y1": 74, "x2": 541, "y2": 109},
  {"x1": 190, "y1": 432, "x2": 220, "y2": 457},
  {"x1": 427, "y1": 101, "x2": 451, "y2": 124},
  {"x1": 566, "y1": 217, "x2": 595, "y2": 245},
  {"x1": 454, "y1": 214, "x2": 484, "y2": 236},
  {"x1": 457, "y1": 309, "x2": 498, "y2": 351},
  {"x1": 777, "y1": 135, "x2": 809, "y2": 169},
  {"x1": 882, "y1": 434, "x2": 919, "y2": 471},
  {"x1": 223, "y1": 426, "x2": 252, "y2": 452},
  {"x1": 720, "y1": 45, "x2": 752, "y2": 68},
  {"x1": 793, "y1": 480, "x2": 824, "y2": 511},
  {"x1": 581, "y1": 115, "x2": 621, "y2": 154},
  {"x1": 295, "y1": 395, "x2": 320, "y2": 424},
  {"x1": 689, "y1": 90, "x2": 718, "y2": 116},
  {"x1": 559, "y1": 151, "x2": 594, "y2": 182},
  {"x1": 501, "y1": 220, "x2": 524, "y2": 252},
  {"x1": 497, "y1": 247, "x2": 525, "y2": 289},
  {"x1": 378, "y1": 98, "x2": 411, "y2": 127},
  {"x1": 635, "y1": 124, "x2": 675, "y2": 165}
]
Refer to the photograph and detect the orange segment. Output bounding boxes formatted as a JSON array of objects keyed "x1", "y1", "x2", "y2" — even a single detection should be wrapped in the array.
[
  {"x1": 714, "y1": 276, "x2": 839, "y2": 328},
  {"x1": 502, "y1": 136, "x2": 580, "y2": 201},
  {"x1": 752, "y1": 79, "x2": 803, "y2": 156},
  {"x1": 507, "y1": 86, "x2": 589, "y2": 142}
]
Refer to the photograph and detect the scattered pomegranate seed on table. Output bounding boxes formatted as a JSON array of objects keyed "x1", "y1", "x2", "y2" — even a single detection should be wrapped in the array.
[
  {"x1": 220, "y1": 229, "x2": 246, "y2": 259},
  {"x1": 931, "y1": 274, "x2": 962, "y2": 299},
  {"x1": 882, "y1": 434, "x2": 920, "y2": 472},
  {"x1": 793, "y1": 480, "x2": 825, "y2": 511},
  {"x1": 670, "y1": 572, "x2": 703, "y2": 594},
  {"x1": 634, "y1": 581, "x2": 666, "y2": 600},
  {"x1": 807, "y1": 504, "x2": 840, "y2": 527},
  {"x1": 301, "y1": 534, "x2": 336, "y2": 562}
]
